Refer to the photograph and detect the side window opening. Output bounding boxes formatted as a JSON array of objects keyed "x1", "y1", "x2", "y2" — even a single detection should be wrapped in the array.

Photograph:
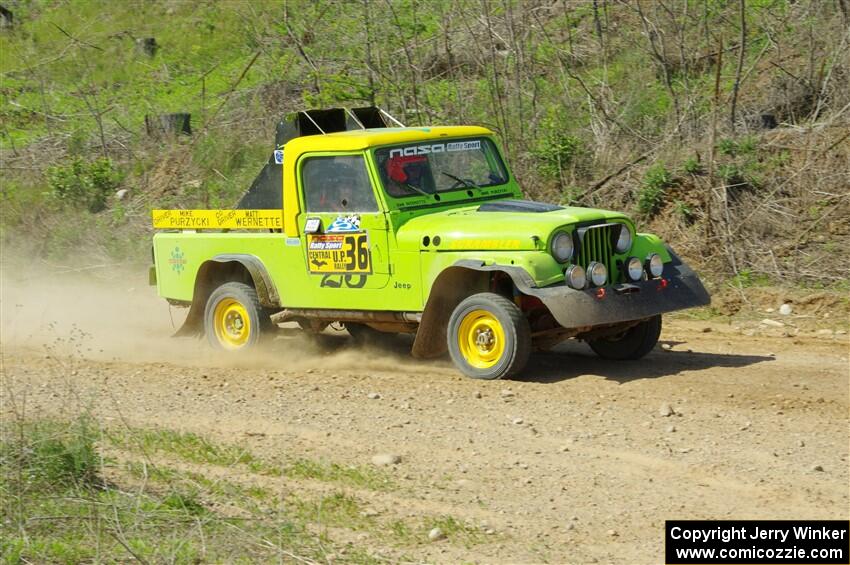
[{"x1": 302, "y1": 155, "x2": 378, "y2": 213}]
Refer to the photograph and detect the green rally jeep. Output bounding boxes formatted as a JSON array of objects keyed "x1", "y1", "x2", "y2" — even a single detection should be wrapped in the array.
[{"x1": 151, "y1": 107, "x2": 710, "y2": 379}]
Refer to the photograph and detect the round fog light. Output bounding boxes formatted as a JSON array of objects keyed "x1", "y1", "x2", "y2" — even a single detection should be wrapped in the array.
[
  {"x1": 588, "y1": 261, "x2": 608, "y2": 287},
  {"x1": 646, "y1": 253, "x2": 664, "y2": 278},
  {"x1": 626, "y1": 256, "x2": 643, "y2": 281},
  {"x1": 565, "y1": 265, "x2": 586, "y2": 289}
]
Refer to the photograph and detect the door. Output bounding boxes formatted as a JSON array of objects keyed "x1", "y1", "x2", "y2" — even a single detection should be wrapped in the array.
[{"x1": 297, "y1": 153, "x2": 391, "y2": 309}]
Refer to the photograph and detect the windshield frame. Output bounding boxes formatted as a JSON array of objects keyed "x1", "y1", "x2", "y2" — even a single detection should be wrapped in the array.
[{"x1": 371, "y1": 136, "x2": 510, "y2": 200}]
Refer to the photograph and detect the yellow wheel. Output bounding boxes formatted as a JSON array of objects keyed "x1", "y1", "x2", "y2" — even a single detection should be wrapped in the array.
[
  {"x1": 448, "y1": 293, "x2": 530, "y2": 379},
  {"x1": 204, "y1": 282, "x2": 264, "y2": 351},
  {"x1": 213, "y1": 298, "x2": 251, "y2": 349},
  {"x1": 456, "y1": 310, "x2": 506, "y2": 369}
]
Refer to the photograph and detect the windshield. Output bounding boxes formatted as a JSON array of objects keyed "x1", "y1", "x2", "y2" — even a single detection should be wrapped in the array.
[{"x1": 375, "y1": 137, "x2": 508, "y2": 198}]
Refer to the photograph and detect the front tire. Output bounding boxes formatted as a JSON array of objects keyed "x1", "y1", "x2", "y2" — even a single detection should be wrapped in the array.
[
  {"x1": 587, "y1": 315, "x2": 662, "y2": 360},
  {"x1": 447, "y1": 293, "x2": 531, "y2": 379},
  {"x1": 204, "y1": 282, "x2": 265, "y2": 351}
]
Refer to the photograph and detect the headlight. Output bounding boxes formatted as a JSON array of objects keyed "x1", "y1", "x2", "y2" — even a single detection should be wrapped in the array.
[
  {"x1": 615, "y1": 225, "x2": 632, "y2": 253},
  {"x1": 565, "y1": 265, "x2": 586, "y2": 289},
  {"x1": 646, "y1": 253, "x2": 664, "y2": 278},
  {"x1": 587, "y1": 261, "x2": 607, "y2": 286},
  {"x1": 550, "y1": 231, "x2": 573, "y2": 263},
  {"x1": 626, "y1": 257, "x2": 643, "y2": 281}
]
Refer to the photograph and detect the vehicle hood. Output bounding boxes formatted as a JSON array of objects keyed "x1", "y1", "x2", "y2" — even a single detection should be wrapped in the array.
[{"x1": 394, "y1": 200, "x2": 631, "y2": 252}]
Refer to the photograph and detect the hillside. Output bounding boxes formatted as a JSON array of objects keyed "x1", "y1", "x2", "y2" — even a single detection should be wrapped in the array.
[{"x1": 1, "y1": 0, "x2": 848, "y2": 291}]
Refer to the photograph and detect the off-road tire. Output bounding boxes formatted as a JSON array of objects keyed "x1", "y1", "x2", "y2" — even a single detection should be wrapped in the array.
[
  {"x1": 447, "y1": 293, "x2": 531, "y2": 379},
  {"x1": 204, "y1": 282, "x2": 266, "y2": 351},
  {"x1": 587, "y1": 315, "x2": 662, "y2": 360}
]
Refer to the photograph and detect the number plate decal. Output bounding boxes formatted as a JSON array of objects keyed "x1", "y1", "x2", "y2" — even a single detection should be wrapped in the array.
[{"x1": 307, "y1": 233, "x2": 371, "y2": 275}]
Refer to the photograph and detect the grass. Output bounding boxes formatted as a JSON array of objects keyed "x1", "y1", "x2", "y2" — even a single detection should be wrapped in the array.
[
  {"x1": 106, "y1": 425, "x2": 395, "y2": 491},
  {"x1": 1, "y1": 410, "x2": 490, "y2": 564},
  {"x1": 285, "y1": 457, "x2": 394, "y2": 491},
  {"x1": 106, "y1": 426, "x2": 258, "y2": 467},
  {"x1": 2, "y1": 417, "x2": 443, "y2": 563},
  {"x1": 0, "y1": 417, "x2": 337, "y2": 563}
]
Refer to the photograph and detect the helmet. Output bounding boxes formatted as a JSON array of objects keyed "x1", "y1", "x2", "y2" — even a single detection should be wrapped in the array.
[{"x1": 386, "y1": 155, "x2": 427, "y2": 183}]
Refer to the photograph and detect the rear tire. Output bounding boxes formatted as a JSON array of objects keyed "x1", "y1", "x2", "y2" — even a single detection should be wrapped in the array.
[
  {"x1": 204, "y1": 282, "x2": 265, "y2": 351},
  {"x1": 587, "y1": 315, "x2": 662, "y2": 360},
  {"x1": 447, "y1": 293, "x2": 531, "y2": 379}
]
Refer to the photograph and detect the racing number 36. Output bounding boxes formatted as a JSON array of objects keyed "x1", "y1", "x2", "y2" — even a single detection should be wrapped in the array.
[
  {"x1": 307, "y1": 232, "x2": 371, "y2": 275},
  {"x1": 346, "y1": 234, "x2": 369, "y2": 271}
]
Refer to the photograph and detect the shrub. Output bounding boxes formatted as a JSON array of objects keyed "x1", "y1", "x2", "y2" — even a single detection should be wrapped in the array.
[
  {"x1": 533, "y1": 132, "x2": 584, "y2": 181},
  {"x1": 717, "y1": 135, "x2": 759, "y2": 157},
  {"x1": 682, "y1": 155, "x2": 703, "y2": 175},
  {"x1": 47, "y1": 157, "x2": 123, "y2": 213},
  {"x1": 674, "y1": 200, "x2": 695, "y2": 224},
  {"x1": 637, "y1": 163, "x2": 673, "y2": 217},
  {"x1": 717, "y1": 138, "x2": 738, "y2": 156}
]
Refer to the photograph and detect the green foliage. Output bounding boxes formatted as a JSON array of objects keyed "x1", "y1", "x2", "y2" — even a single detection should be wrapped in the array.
[
  {"x1": 106, "y1": 427, "x2": 255, "y2": 467},
  {"x1": 1, "y1": 419, "x2": 380, "y2": 563},
  {"x1": 1, "y1": 417, "x2": 101, "y2": 490},
  {"x1": 730, "y1": 269, "x2": 771, "y2": 288},
  {"x1": 717, "y1": 138, "x2": 738, "y2": 156},
  {"x1": 285, "y1": 458, "x2": 393, "y2": 490},
  {"x1": 47, "y1": 157, "x2": 123, "y2": 213},
  {"x1": 682, "y1": 156, "x2": 703, "y2": 175},
  {"x1": 558, "y1": 185, "x2": 586, "y2": 206},
  {"x1": 637, "y1": 163, "x2": 674, "y2": 217},
  {"x1": 717, "y1": 163, "x2": 741, "y2": 183},
  {"x1": 533, "y1": 131, "x2": 584, "y2": 181},
  {"x1": 717, "y1": 136, "x2": 759, "y2": 157},
  {"x1": 673, "y1": 200, "x2": 694, "y2": 224},
  {"x1": 161, "y1": 489, "x2": 208, "y2": 517}
]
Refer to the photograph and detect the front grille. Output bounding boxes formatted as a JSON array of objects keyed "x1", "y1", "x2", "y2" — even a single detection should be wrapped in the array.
[{"x1": 576, "y1": 224, "x2": 616, "y2": 284}]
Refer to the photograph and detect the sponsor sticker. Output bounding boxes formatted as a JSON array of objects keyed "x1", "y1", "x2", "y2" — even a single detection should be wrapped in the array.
[
  {"x1": 448, "y1": 238, "x2": 522, "y2": 250},
  {"x1": 307, "y1": 233, "x2": 371, "y2": 274},
  {"x1": 326, "y1": 214, "x2": 361, "y2": 233},
  {"x1": 169, "y1": 246, "x2": 186, "y2": 274},
  {"x1": 388, "y1": 140, "x2": 482, "y2": 159},
  {"x1": 152, "y1": 209, "x2": 283, "y2": 230}
]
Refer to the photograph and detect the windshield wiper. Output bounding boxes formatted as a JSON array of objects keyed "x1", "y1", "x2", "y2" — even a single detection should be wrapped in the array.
[
  {"x1": 402, "y1": 182, "x2": 431, "y2": 197},
  {"x1": 441, "y1": 172, "x2": 479, "y2": 189}
]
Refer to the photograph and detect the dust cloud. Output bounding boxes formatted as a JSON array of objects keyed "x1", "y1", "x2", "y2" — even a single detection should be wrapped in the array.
[{"x1": 0, "y1": 256, "x2": 442, "y2": 374}]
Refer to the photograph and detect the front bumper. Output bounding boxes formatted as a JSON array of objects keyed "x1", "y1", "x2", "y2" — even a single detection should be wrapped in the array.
[{"x1": 522, "y1": 252, "x2": 710, "y2": 329}]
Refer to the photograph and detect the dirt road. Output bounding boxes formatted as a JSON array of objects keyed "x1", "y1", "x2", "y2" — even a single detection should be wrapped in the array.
[{"x1": 2, "y1": 270, "x2": 848, "y2": 563}]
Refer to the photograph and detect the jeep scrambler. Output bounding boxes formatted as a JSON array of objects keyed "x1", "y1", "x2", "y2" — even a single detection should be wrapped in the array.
[{"x1": 151, "y1": 107, "x2": 710, "y2": 379}]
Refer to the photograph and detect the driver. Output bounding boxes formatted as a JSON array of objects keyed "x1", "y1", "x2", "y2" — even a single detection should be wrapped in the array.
[{"x1": 385, "y1": 155, "x2": 430, "y2": 196}]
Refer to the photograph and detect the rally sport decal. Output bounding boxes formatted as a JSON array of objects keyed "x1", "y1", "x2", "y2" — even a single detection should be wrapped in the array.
[{"x1": 307, "y1": 232, "x2": 371, "y2": 275}]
